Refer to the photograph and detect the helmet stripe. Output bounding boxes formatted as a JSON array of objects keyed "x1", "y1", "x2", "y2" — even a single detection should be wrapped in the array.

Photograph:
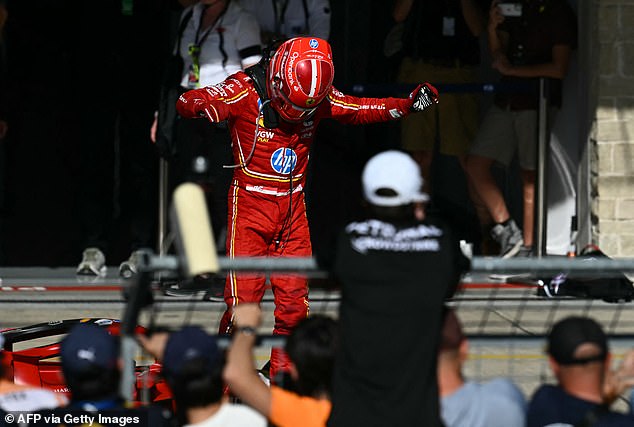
[{"x1": 309, "y1": 59, "x2": 318, "y2": 97}]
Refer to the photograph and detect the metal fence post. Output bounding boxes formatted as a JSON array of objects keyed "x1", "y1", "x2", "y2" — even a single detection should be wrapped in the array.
[
  {"x1": 158, "y1": 158, "x2": 169, "y2": 256},
  {"x1": 535, "y1": 78, "x2": 549, "y2": 257}
]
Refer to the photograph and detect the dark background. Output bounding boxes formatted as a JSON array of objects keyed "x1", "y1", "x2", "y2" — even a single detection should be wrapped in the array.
[{"x1": 0, "y1": 0, "x2": 482, "y2": 266}]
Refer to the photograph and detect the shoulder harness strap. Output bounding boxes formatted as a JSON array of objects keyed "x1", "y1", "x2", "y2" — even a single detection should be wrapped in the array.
[{"x1": 245, "y1": 58, "x2": 279, "y2": 129}]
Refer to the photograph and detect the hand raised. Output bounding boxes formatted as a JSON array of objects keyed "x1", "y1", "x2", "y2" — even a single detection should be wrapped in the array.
[{"x1": 410, "y1": 83, "x2": 439, "y2": 112}]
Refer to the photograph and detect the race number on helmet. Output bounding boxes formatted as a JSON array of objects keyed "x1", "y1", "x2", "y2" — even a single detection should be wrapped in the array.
[{"x1": 267, "y1": 37, "x2": 334, "y2": 122}]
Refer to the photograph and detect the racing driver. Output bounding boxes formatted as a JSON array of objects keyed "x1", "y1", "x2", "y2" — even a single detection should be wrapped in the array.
[{"x1": 176, "y1": 36, "x2": 438, "y2": 380}]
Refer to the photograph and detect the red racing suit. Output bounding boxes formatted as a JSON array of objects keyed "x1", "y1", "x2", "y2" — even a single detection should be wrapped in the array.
[{"x1": 177, "y1": 71, "x2": 417, "y2": 376}]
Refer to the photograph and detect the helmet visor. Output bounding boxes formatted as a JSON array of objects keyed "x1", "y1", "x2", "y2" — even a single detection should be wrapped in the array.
[{"x1": 272, "y1": 84, "x2": 320, "y2": 122}]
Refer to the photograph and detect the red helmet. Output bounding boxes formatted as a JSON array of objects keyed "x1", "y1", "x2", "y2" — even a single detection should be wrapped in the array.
[{"x1": 267, "y1": 37, "x2": 334, "y2": 123}]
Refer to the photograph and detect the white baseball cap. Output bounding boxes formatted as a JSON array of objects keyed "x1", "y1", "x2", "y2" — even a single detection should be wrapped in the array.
[{"x1": 362, "y1": 150, "x2": 429, "y2": 207}]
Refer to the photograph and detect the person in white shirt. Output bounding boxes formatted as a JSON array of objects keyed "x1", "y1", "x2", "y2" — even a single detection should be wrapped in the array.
[{"x1": 177, "y1": 0, "x2": 262, "y2": 89}]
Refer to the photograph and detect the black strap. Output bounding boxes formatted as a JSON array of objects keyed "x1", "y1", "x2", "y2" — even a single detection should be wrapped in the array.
[
  {"x1": 218, "y1": 29, "x2": 228, "y2": 69},
  {"x1": 193, "y1": 6, "x2": 214, "y2": 48},
  {"x1": 244, "y1": 60, "x2": 279, "y2": 129},
  {"x1": 175, "y1": 9, "x2": 194, "y2": 55},
  {"x1": 271, "y1": 0, "x2": 309, "y2": 35},
  {"x1": 271, "y1": 0, "x2": 288, "y2": 35},
  {"x1": 192, "y1": 6, "x2": 228, "y2": 69}
]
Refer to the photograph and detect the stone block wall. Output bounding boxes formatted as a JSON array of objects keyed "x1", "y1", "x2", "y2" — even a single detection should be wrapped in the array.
[{"x1": 592, "y1": 1, "x2": 634, "y2": 256}]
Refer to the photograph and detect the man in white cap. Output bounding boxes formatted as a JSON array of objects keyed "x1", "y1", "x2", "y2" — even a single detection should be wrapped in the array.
[{"x1": 327, "y1": 150, "x2": 470, "y2": 427}]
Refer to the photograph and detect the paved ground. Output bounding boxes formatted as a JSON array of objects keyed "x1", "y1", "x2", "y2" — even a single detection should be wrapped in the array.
[{"x1": 2, "y1": 266, "x2": 634, "y2": 410}]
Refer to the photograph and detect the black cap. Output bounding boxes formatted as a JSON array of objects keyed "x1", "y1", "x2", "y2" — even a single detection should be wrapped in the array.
[{"x1": 547, "y1": 316, "x2": 608, "y2": 365}]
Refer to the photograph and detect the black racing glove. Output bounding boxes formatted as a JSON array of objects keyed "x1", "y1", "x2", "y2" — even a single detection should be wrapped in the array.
[{"x1": 410, "y1": 82, "x2": 439, "y2": 112}]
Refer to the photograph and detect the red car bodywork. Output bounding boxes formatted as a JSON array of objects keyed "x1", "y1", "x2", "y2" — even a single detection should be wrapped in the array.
[{"x1": 0, "y1": 318, "x2": 172, "y2": 405}]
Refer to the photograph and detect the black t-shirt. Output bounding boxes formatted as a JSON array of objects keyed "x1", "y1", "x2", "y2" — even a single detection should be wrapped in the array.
[
  {"x1": 495, "y1": 0, "x2": 577, "y2": 110},
  {"x1": 328, "y1": 215, "x2": 468, "y2": 427},
  {"x1": 527, "y1": 384, "x2": 634, "y2": 427}
]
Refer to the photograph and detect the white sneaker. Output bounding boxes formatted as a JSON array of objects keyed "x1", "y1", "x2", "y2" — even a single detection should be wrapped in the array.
[
  {"x1": 77, "y1": 247, "x2": 107, "y2": 276},
  {"x1": 119, "y1": 250, "x2": 146, "y2": 279}
]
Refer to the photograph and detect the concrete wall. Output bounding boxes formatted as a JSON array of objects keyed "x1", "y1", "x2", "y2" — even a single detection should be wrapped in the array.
[
  {"x1": 592, "y1": 1, "x2": 634, "y2": 256},
  {"x1": 546, "y1": 0, "x2": 579, "y2": 255}
]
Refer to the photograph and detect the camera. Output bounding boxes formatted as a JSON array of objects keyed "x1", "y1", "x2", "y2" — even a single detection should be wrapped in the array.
[{"x1": 498, "y1": 2, "x2": 522, "y2": 17}]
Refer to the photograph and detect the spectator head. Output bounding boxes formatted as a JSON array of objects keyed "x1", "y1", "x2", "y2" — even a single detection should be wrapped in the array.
[
  {"x1": 546, "y1": 316, "x2": 611, "y2": 394},
  {"x1": 547, "y1": 316, "x2": 609, "y2": 366},
  {"x1": 162, "y1": 326, "x2": 224, "y2": 410},
  {"x1": 285, "y1": 315, "x2": 338, "y2": 397},
  {"x1": 60, "y1": 324, "x2": 120, "y2": 401},
  {"x1": 362, "y1": 150, "x2": 429, "y2": 220},
  {"x1": 267, "y1": 37, "x2": 334, "y2": 123}
]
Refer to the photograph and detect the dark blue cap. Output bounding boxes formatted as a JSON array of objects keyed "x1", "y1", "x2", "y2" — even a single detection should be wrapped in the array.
[
  {"x1": 61, "y1": 324, "x2": 118, "y2": 377},
  {"x1": 162, "y1": 326, "x2": 221, "y2": 380}
]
